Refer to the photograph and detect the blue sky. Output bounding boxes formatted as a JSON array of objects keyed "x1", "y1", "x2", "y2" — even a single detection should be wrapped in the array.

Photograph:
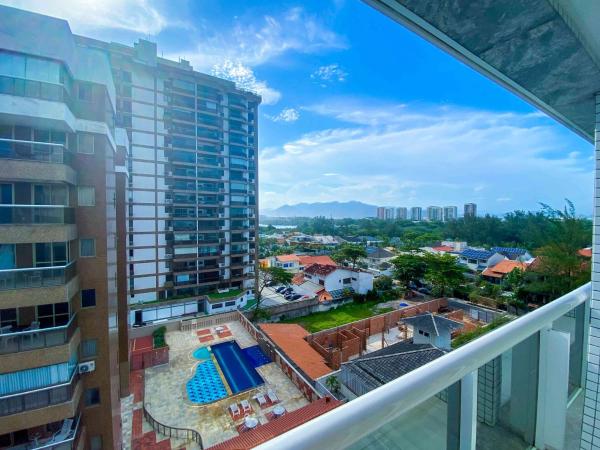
[{"x1": 4, "y1": 0, "x2": 594, "y2": 215}]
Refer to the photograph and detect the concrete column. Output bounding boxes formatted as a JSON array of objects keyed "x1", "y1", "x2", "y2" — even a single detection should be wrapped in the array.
[{"x1": 581, "y1": 93, "x2": 600, "y2": 450}]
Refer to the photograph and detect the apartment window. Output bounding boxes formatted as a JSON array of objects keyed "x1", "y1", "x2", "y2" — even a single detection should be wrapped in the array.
[
  {"x1": 84, "y1": 387, "x2": 100, "y2": 406},
  {"x1": 0, "y1": 308, "x2": 16, "y2": 329},
  {"x1": 34, "y1": 242, "x2": 68, "y2": 267},
  {"x1": 225, "y1": 301, "x2": 236, "y2": 307},
  {"x1": 33, "y1": 184, "x2": 68, "y2": 205},
  {"x1": 81, "y1": 339, "x2": 98, "y2": 359},
  {"x1": 90, "y1": 436, "x2": 102, "y2": 450},
  {"x1": 80, "y1": 238, "x2": 96, "y2": 257},
  {"x1": 78, "y1": 83, "x2": 92, "y2": 101},
  {"x1": 77, "y1": 133, "x2": 94, "y2": 154},
  {"x1": 78, "y1": 186, "x2": 95, "y2": 206},
  {"x1": 212, "y1": 303, "x2": 223, "y2": 309},
  {"x1": 0, "y1": 244, "x2": 15, "y2": 270},
  {"x1": 81, "y1": 289, "x2": 96, "y2": 308}
]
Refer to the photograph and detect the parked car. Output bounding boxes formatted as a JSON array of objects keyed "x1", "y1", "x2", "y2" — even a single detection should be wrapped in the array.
[
  {"x1": 417, "y1": 287, "x2": 431, "y2": 295},
  {"x1": 275, "y1": 286, "x2": 286, "y2": 293},
  {"x1": 291, "y1": 294, "x2": 302, "y2": 300}
]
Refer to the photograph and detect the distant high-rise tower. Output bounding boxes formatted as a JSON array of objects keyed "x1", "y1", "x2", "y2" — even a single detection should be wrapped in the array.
[
  {"x1": 396, "y1": 207, "x2": 408, "y2": 220},
  {"x1": 426, "y1": 206, "x2": 443, "y2": 221},
  {"x1": 464, "y1": 203, "x2": 477, "y2": 218},
  {"x1": 376, "y1": 207, "x2": 386, "y2": 219},
  {"x1": 384, "y1": 207, "x2": 395, "y2": 220},
  {"x1": 443, "y1": 206, "x2": 458, "y2": 221},
  {"x1": 411, "y1": 207, "x2": 423, "y2": 221}
]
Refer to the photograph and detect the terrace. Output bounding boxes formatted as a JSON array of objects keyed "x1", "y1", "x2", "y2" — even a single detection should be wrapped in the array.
[{"x1": 122, "y1": 316, "x2": 312, "y2": 449}]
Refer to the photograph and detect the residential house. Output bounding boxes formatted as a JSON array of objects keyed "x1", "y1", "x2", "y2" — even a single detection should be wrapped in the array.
[
  {"x1": 339, "y1": 340, "x2": 447, "y2": 398},
  {"x1": 303, "y1": 264, "x2": 374, "y2": 296},
  {"x1": 402, "y1": 313, "x2": 464, "y2": 350},
  {"x1": 441, "y1": 240, "x2": 468, "y2": 252},
  {"x1": 365, "y1": 247, "x2": 395, "y2": 267},
  {"x1": 491, "y1": 247, "x2": 533, "y2": 262},
  {"x1": 481, "y1": 260, "x2": 528, "y2": 284},
  {"x1": 458, "y1": 249, "x2": 505, "y2": 272}
]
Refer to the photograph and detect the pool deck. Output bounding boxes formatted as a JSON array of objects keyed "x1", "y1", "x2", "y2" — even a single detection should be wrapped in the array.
[{"x1": 142, "y1": 320, "x2": 310, "y2": 448}]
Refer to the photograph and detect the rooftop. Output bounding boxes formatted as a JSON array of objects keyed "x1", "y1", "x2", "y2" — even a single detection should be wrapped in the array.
[
  {"x1": 259, "y1": 323, "x2": 332, "y2": 380},
  {"x1": 491, "y1": 247, "x2": 529, "y2": 257},
  {"x1": 207, "y1": 397, "x2": 342, "y2": 450},
  {"x1": 276, "y1": 254, "x2": 300, "y2": 263},
  {"x1": 304, "y1": 263, "x2": 338, "y2": 277},
  {"x1": 482, "y1": 260, "x2": 528, "y2": 278},
  {"x1": 402, "y1": 313, "x2": 464, "y2": 336},
  {"x1": 459, "y1": 248, "x2": 495, "y2": 260},
  {"x1": 297, "y1": 255, "x2": 336, "y2": 266}
]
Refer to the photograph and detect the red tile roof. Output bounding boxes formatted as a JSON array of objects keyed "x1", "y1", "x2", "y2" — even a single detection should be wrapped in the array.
[
  {"x1": 482, "y1": 260, "x2": 527, "y2": 278},
  {"x1": 432, "y1": 245, "x2": 454, "y2": 252},
  {"x1": 276, "y1": 254, "x2": 300, "y2": 263},
  {"x1": 579, "y1": 248, "x2": 592, "y2": 258},
  {"x1": 304, "y1": 263, "x2": 337, "y2": 277},
  {"x1": 208, "y1": 397, "x2": 342, "y2": 450},
  {"x1": 298, "y1": 255, "x2": 336, "y2": 267},
  {"x1": 260, "y1": 324, "x2": 332, "y2": 380}
]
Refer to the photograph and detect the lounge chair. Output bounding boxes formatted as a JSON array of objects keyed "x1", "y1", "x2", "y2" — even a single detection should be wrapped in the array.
[
  {"x1": 254, "y1": 393, "x2": 267, "y2": 407},
  {"x1": 229, "y1": 403, "x2": 240, "y2": 417},
  {"x1": 241, "y1": 399, "x2": 252, "y2": 413},
  {"x1": 267, "y1": 389, "x2": 279, "y2": 404}
]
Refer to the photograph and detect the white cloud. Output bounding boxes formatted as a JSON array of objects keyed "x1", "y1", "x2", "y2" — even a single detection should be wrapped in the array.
[
  {"x1": 260, "y1": 100, "x2": 593, "y2": 215},
  {"x1": 1, "y1": 0, "x2": 183, "y2": 35},
  {"x1": 171, "y1": 7, "x2": 347, "y2": 72},
  {"x1": 211, "y1": 61, "x2": 281, "y2": 105},
  {"x1": 266, "y1": 108, "x2": 300, "y2": 123},
  {"x1": 311, "y1": 64, "x2": 348, "y2": 85}
]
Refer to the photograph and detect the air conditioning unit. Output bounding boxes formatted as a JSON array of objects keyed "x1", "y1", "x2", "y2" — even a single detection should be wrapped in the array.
[{"x1": 78, "y1": 361, "x2": 96, "y2": 374}]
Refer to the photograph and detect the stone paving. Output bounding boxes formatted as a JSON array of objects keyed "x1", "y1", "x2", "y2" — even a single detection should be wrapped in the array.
[{"x1": 144, "y1": 320, "x2": 309, "y2": 448}]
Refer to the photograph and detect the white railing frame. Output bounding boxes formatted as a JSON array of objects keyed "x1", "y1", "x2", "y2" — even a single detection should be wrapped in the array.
[{"x1": 258, "y1": 282, "x2": 591, "y2": 450}]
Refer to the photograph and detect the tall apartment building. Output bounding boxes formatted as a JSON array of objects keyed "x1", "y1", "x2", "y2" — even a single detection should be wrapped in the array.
[
  {"x1": 426, "y1": 206, "x2": 443, "y2": 221},
  {"x1": 384, "y1": 207, "x2": 395, "y2": 220},
  {"x1": 443, "y1": 206, "x2": 458, "y2": 221},
  {"x1": 396, "y1": 207, "x2": 408, "y2": 220},
  {"x1": 464, "y1": 202, "x2": 477, "y2": 218},
  {"x1": 376, "y1": 206, "x2": 385, "y2": 219},
  {"x1": 79, "y1": 38, "x2": 260, "y2": 323},
  {"x1": 410, "y1": 206, "x2": 422, "y2": 221},
  {"x1": 0, "y1": 6, "x2": 128, "y2": 449}
]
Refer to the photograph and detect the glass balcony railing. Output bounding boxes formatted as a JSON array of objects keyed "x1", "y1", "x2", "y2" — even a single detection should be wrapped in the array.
[
  {"x1": 0, "y1": 313, "x2": 77, "y2": 355},
  {"x1": 0, "y1": 372, "x2": 79, "y2": 417},
  {"x1": 5, "y1": 415, "x2": 83, "y2": 450},
  {"x1": 258, "y1": 283, "x2": 591, "y2": 450},
  {"x1": 0, "y1": 138, "x2": 72, "y2": 165},
  {"x1": 0, "y1": 205, "x2": 75, "y2": 225},
  {"x1": 0, "y1": 261, "x2": 76, "y2": 291}
]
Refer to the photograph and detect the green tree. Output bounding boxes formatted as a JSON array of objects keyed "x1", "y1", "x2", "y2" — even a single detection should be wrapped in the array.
[
  {"x1": 422, "y1": 253, "x2": 465, "y2": 297},
  {"x1": 254, "y1": 267, "x2": 293, "y2": 319},
  {"x1": 391, "y1": 253, "x2": 427, "y2": 290},
  {"x1": 527, "y1": 200, "x2": 591, "y2": 300},
  {"x1": 333, "y1": 244, "x2": 367, "y2": 268},
  {"x1": 373, "y1": 275, "x2": 393, "y2": 292}
]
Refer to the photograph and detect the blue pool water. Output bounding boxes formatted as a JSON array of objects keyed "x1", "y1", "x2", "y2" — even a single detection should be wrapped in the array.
[
  {"x1": 242, "y1": 345, "x2": 271, "y2": 368},
  {"x1": 186, "y1": 360, "x2": 228, "y2": 404},
  {"x1": 212, "y1": 341, "x2": 264, "y2": 394},
  {"x1": 399, "y1": 302, "x2": 410, "y2": 307},
  {"x1": 193, "y1": 346, "x2": 211, "y2": 360}
]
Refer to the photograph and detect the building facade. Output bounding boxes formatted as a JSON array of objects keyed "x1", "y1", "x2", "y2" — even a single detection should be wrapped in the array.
[
  {"x1": 464, "y1": 202, "x2": 477, "y2": 218},
  {"x1": 376, "y1": 206, "x2": 385, "y2": 219},
  {"x1": 443, "y1": 206, "x2": 458, "y2": 221},
  {"x1": 0, "y1": 6, "x2": 128, "y2": 449},
  {"x1": 426, "y1": 206, "x2": 443, "y2": 221},
  {"x1": 79, "y1": 38, "x2": 260, "y2": 325},
  {"x1": 396, "y1": 207, "x2": 408, "y2": 220},
  {"x1": 410, "y1": 206, "x2": 423, "y2": 221}
]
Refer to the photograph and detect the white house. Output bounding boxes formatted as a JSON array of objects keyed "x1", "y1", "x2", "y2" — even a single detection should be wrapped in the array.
[
  {"x1": 458, "y1": 248, "x2": 505, "y2": 272},
  {"x1": 402, "y1": 313, "x2": 464, "y2": 350},
  {"x1": 204, "y1": 289, "x2": 252, "y2": 315},
  {"x1": 303, "y1": 264, "x2": 374, "y2": 295}
]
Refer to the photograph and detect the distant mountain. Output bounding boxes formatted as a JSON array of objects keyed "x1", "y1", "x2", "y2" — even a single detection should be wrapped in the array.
[{"x1": 262, "y1": 201, "x2": 377, "y2": 219}]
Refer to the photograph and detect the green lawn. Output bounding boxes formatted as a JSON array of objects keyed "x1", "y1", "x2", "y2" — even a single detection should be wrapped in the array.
[
  {"x1": 207, "y1": 289, "x2": 243, "y2": 300},
  {"x1": 281, "y1": 301, "x2": 393, "y2": 333}
]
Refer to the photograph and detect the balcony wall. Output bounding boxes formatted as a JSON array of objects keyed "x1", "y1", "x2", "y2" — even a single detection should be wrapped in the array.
[{"x1": 0, "y1": 267, "x2": 78, "y2": 309}]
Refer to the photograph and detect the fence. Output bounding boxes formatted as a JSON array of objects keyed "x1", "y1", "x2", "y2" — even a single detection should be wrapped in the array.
[
  {"x1": 179, "y1": 311, "x2": 241, "y2": 331},
  {"x1": 237, "y1": 311, "x2": 321, "y2": 402},
  {"x1": 143, "y1": 402, "x2": 203, "y2": 448}
]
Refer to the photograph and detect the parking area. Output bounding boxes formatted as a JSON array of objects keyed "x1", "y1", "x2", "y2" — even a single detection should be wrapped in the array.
[{"x1": 262, "y1": 285, "x2": 309, "y2": 306}]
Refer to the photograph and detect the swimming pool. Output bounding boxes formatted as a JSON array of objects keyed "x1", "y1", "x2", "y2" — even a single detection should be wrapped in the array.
[
  {"x1": 212, "y1": 341, "x2": 264, "y2": 394},
  {"x1": 186, "y1": 359, "x2": 228, "y2": 404},
  {"x1": 242, "y1": 345, "x2": 271, "y2": 368}
]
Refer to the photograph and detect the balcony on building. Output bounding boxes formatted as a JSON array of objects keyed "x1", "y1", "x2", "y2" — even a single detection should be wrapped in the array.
[{"x1": 0, "y1": 414, "x2": 84, "y2": 450}]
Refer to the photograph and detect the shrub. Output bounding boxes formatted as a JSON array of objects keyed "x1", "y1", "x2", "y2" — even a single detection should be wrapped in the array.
[{"x1": 152, "y1": 326, "x2": 167, "y2": 348}]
